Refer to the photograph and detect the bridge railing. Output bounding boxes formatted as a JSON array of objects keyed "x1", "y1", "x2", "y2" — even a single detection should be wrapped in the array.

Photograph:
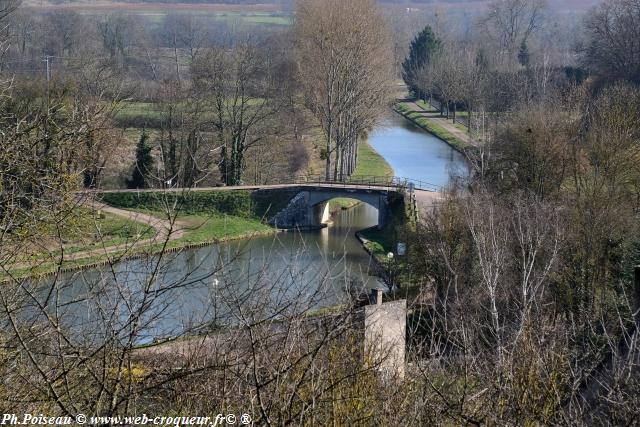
[{"x1": 288, "y1": 175, "x2": 441, "y2": 192}]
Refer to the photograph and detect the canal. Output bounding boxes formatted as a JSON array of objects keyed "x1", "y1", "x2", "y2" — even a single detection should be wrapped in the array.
[
  {"x1": 368, "y1": 113, "x2": 467, "y2": 189},
  {"x1": 45, "y1": 111, "x2": 468, "y2": 341}
]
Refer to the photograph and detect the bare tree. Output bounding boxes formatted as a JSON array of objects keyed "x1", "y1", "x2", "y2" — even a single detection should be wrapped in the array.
[
  {"x1": 0, "y1": 0, "x2": 19, "y2": 24},
  {"x1": 98, "y1": 13, "x2": 137, "y2": 64},
  {"x1": 0, "y1": 0, "x2": 20, "y2": 65},
  {"x1": 295, "y1": 0, "x2": 394, "y2": 181},
  {"x1": 163, "y1": 13, "x2": 208, "y2": 64},
  {"x1": 465, "y1": 194, "x2": 509, "y2": 367},
  {"x1": 153, "y1": 80, "x2": 210, "y2": 188},
  {"x1": 192, "y1": 40, "x2": 280, "y2": 186},
  {"x1": 45, "y1": 11, "x2": 86, "y2": 57},
  {"x1": 582, "y1": 0, "x2": 640, "y2": 84},
  {"x1": 480, "y1": 0, "x2": 547, "y2": 66}
]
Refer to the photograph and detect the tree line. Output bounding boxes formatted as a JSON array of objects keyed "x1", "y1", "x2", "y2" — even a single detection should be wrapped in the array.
[
  {"x1": 2, "y1": 0, "x2": 394, "y2": 190},
  {"x1": 2, "y1": 0, "x2": 640, "y2": 424},
  {"x1": 401, "y1": 0, "x2": 640, "y2": 423}
]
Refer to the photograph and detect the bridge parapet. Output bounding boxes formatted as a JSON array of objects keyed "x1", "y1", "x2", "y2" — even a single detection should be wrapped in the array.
[
  {"x1": 289, "y1": 175, "x2": 441, "y2": 192},
  {"x1": 89, "y1": 177, "x2": 437, "y2": 229}
]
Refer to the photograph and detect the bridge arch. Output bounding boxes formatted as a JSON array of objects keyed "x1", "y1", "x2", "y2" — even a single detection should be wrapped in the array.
[
  {"x1": 313, "y1": 196, "x2": 381, "y2": 224},
  {"x1": 271, "y1": 186, "x2": 398, "y2": 230}
]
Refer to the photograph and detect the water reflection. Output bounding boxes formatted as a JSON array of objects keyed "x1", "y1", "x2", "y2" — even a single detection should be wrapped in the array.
[
  {"x1": 34, "y1": 116, "x2": 467, "y2": 341},
  {"x1": 41, "y1": 202, "x2": 382, "y2": 342},
  {"x1": 368, "y1": 113, "x2": 468, "y2": 188}
]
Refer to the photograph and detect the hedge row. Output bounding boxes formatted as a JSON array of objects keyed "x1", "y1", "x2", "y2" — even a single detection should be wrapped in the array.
[{"x1": 100, "y1": 189, "x2": 299, "y2": 220}]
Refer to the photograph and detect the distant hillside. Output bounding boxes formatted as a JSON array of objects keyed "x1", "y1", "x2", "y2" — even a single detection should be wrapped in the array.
[
  {"x1": 24, "y1": 0, "x2": 286, "y2": 4},
  {"x1": 23, "y1": 0, "x2": 601, "y2": 13},
  {"x1": 22, "y1": 1, "x2": 286, "y2": 11}
]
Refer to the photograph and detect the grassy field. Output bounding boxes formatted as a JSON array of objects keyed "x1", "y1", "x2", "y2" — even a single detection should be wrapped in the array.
[
  {"x1": 119, "y1": 11, "x2": 290, "y2": 25},
  {"x1": 3, "y1": 190, "x2": 286, "y2": 279},
  {"x1": 122, "y1": 205, "x2": 275, "y2": 241},
  {"x1": 115, "y1": 102, "x2": 162, "y2": 121},
  {"x1": 3, "y1": 213, "x2": 272, "y2": 280},
  {"x1": 114, "y1": 207, "x2": 275, "y2": 246},
  {"x1": 25, "y1": 2, "x2": 291, "y2": 26},
  {"x1": 100, "y1": 188, "x2": 297, "y2": 243},
  {"x1": 66, "y1": 211, "x2": 156, "y2": 249},
  {"x1": 415, "y1": 100, "x2": 471, "y2": 131},
  {"x1": 121, "y1": 127, "x2": 159, "y2": 143},
  {"x1": 114, "y1": 99, "x2": 267, "y2": 129},
  {"x1": 46, "y1": 208, "x2": 155, "y2": 249},
  {"x1": 165, "y1": 213, "x2": 272, "y2": 246}
]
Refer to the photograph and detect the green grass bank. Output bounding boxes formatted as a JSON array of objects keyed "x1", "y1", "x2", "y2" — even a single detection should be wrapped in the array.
[
  {"x1": 100, "y1": 188, "x2": 299, "y2": 245},
  {"x1": 394, "y1": 101, "x2": 470, "y2": 152},
  {"x1": 330, "y1": 135, "x2": 395, "y2": 212}
]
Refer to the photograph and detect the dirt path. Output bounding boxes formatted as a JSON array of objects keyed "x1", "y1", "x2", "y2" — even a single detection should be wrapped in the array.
[
  {"x1": 403, "y1": 100, "x2": 480, "y2": 148},
  {"x1": 5, "y1": 202, "x2": 187, "y2": 272},
  {"x1": 66, "y1": 201, "x2": 186, "y2": 262}
]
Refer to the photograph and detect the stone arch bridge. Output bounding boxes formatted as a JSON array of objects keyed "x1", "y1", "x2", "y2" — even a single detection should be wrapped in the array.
[
  {"x1": 94, "y1": 177, "x2": 440, "y2": 230},
  {"x1": 261, "y1": 177, "x2": 440, "y2": 229},
  {"x1": 269, "y1": 184, "x2": 400, "y2": 230}
]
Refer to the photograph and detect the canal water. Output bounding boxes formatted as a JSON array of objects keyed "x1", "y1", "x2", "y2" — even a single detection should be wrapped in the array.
[
  {"x1": 368, "y1": 113, "x2": 467, "y2": 189},
  {"x1": 43, "y1": 112, "x2": 468, "y2": 341}
]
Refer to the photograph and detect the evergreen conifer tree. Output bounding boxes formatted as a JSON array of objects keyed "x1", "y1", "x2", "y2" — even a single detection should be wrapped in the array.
[
  {"x1": 518, "y1": 41, "x2": 530, "y2": 67},
  {"x1": 127, "y1": 130, "x2": 154, "y2": 189},
  {"x1": 402, "y1": 26, "x2": 441, "y2": 96}
]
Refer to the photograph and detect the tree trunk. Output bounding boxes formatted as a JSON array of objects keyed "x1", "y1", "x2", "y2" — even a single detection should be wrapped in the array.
[
  {"x1": 173, "y1": 34, "x2": 181, "y2": 87},
  {"x1": 354, "y1": 136, "x2": 358, "y2": 172},
  {"x1": 349, "y1": 137, "x2": 355, "y2": 176},
  {"x1": 339, "y1": 145, "x2": 345, "y2": 181},
  {"x1": 325, "y1": 123, "x2": 332, "y2": 181},
  {"x1": 333, "y1": 147, "x2": 339, "y2": 181}
]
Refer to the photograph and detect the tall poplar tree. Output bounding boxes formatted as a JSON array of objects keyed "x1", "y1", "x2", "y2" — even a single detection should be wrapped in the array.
[{"x1": 295, "y1": 0, "x2": 393, "y2": 181}]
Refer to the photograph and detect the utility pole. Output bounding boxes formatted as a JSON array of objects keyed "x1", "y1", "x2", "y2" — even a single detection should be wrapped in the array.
[
  {"x1": 42, "y1": 55, "x2": 52, "y2": 82},
  {"x1": 42, "y1": 55, "x2": 52, "y2": 108}
]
